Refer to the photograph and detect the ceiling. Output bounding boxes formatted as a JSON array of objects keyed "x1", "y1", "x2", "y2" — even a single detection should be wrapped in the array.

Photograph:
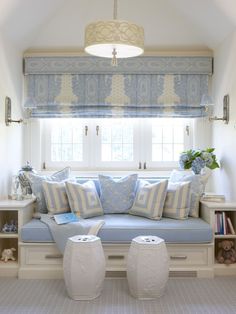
[{"x1": 1, "y1": 0, "x2": 236, "y2": 52}]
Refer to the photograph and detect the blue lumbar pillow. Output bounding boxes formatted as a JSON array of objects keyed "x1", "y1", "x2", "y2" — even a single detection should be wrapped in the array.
[{"x1": 99, "y1": 174, "x2": 138, "y2": 214}]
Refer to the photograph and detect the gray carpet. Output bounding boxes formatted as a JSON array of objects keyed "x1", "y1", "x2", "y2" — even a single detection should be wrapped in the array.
[{"x1": 0, "y1": 277, "x2": 235, "y2": 314}]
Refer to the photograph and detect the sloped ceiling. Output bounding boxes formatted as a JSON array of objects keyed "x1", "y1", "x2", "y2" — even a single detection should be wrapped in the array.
[{"x1": 1, "y1": 0, "x2": 236, "y2": 52}]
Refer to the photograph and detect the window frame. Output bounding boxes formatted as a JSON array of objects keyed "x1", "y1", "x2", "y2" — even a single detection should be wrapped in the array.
[{"x1": 40, "y1": 118, "x2": 193, "y2": 171}]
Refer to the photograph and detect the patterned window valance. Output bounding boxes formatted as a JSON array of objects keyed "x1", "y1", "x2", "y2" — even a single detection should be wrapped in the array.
[{"x1": 23, "y1": 56, "x2": 213, "y2": 118}]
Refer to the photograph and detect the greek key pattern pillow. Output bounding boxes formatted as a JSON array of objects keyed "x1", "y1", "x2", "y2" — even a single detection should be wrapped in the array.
[
  {"x1": 42, "y1": 181, "x2": 70, "y2": 215},
  {"x1": 129, "y1": 180, "x2": 168, "y2": 220},
  {"x1": 163, "y1": 181, "x2": 191, "y2": 219},
  {"x1": 65, "y1": 180, "x2": 103, "y2": 218}
]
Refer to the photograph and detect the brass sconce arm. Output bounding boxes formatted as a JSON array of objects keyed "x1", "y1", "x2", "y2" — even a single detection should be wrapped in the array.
[
  {"x1": 5, "y1": 96, "x2": 23, "y2": 126},
  {"x1": 208, "y1": 94, "x2": 229, "y2": 124}
]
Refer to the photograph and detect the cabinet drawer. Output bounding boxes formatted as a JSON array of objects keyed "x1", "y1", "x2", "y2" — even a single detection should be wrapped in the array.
[
  {"x1": 25, "y1": 246, "x2": 63, "y2": 265},
  {"x1": 167, "y1": 246, "x2": 208, "y2": 266},
  {"x1": 104, "y1": 246, "x2": 129, "y2": 270}
]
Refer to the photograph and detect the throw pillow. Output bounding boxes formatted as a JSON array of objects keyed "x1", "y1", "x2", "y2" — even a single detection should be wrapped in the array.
[
  {"x1": 65, "y1": 180, "x2": 103, "y2": 218},
  {"x1": 129, "y1": 180, "x2": 168, "y2": 220},
  {"x1": 42, "y1": 181, "x2": 70, "y2": 215},
  {"x1": 99, "y1": 174, "x2": 138, "y2": 214},
  {"x1": 163, "y1": 181, "x2": 191, "y2": 219},
  {"x1": 169, "y1": 169, "x2": 209, "y2": 217},
  {"x1": 29, "y1": 167, "x2": 71, "y2": 213}
]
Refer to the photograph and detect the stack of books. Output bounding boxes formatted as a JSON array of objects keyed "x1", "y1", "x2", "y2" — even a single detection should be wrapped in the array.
[
  {"x1": 215, "y1": 211, "x2": 235, "y2": 235},
  {"x1": 201, "y1": 193, "x2": 225, "y2": 203}
]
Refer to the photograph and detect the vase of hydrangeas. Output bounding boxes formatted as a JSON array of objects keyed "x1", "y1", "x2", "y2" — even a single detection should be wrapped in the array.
[{"x1": 179, "y1": 148, "x2": 220, "y2": 175}]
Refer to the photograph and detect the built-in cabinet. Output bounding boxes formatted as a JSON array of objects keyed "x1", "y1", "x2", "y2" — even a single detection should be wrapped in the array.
[
  {"x1": 201, "y1": 201, "x2": 236, "y2": 276},
  {"x1": 0, "y1": 199, "x2": 34, "y2": 276}
]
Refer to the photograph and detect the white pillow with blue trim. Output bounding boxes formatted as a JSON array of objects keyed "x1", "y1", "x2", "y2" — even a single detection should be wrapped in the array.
[
  {"x1": 65, "y1": 180, "x2": 103, "y2": 218},
  {"x1": 163, "y1": 181, "x2": 191, "y2": 219},
  {"x1": 42, "y1": 181, "x2": 70, "y2": 215},
  {"x1": 29, "y1": 167, "x2": 71, "y2": 213},
  {"x1": 129, "y1": 180, "x2": 168, "y2": 220},
  {"x1": 169, "y1": 170, "x2": 209, "y2": 217},
  {"x1": 99, "y1": 174, "x2": 138, "y2": 214}
]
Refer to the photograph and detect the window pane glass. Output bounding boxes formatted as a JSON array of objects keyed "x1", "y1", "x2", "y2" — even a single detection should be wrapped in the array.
[
  {"x1": 123, "y1": 144, "x2": 133, "y2": 161},
  {"x1": 51, "y1": 144, "x2": 61, "y2": 161},
  {"x1": 151, "y1": 119, "x2": 186, "y2": 162},
  {"x1": 101, "y1": 119, "x2": 134, "y2": 162},
  {"x1": 152, "y1": 126, "x2": 162, "y2": 143},
  {"x1": 162, "y1": 126, "x2": 173, "y2": 143},
  {"x1": 123, "y1": 127, "x2": 133, "y2": 143},
  {"x1": 152, "y1": 144, "x2": 162, "y2": 161},
  {"x1": 163, "y1": 144, "x2": 173, "y2": 161},
  {"x1": 102, "y1": 126, "x2": 111, "y2": 143},
  {"x1": 50, "y1": 119, "x2": 84, "y2": 162},
  {"x1": 73, "y1": 127, "x2": 83, "y2": 143},
  {"x1": 102, "y1": 144, "x2": 111, "y2": 161},
  {"x1": 112, "y1": 144, "x2": 122, "y2": 161},
  {"x1": 61, "y1": 144, "x2": 73, "y2": 161},
  {"x1": 61, "y1": 128, "x2": 72, "y2": 143},
  {"x1": 173, "y1": 126, "x2": 184, "y2": 143},
  {"x1": 51, "y1": 128, "x2": 61, "y2": 143},
  {"x1": 112, "y1": 126, "x2": 123, "y2": 143},
  {"x1": 174, "y1": 144, "x2": 184, "y2": 161},
  {"x1": 73, "y1": 144, "x2": 83, "y2": 161}
]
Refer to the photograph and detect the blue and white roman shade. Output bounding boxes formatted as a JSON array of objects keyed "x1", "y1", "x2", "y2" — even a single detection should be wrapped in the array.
[{"x1": 23, "y1": 56, "x2": 213, "y2": 118}]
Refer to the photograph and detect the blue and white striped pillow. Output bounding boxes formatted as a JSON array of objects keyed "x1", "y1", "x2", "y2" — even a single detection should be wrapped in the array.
[
  {"x1": 42, "y1": 181, "x2": 70, "y2": 215},
  {"x1": 29, "y1": 167, "x2": 71, "y2": 213},
  {"x1": 129, "y1": 180, "x2": 168, "y2": 220},
  {"x1": 169, "y1": 170, "x2": 209, "y2": 217},
  {"x1": 65, "y1": 181, "x2": 103, "y2": 218},
  {"x1": 163, "y1": 181, "x2": 191, "y2": 219}
]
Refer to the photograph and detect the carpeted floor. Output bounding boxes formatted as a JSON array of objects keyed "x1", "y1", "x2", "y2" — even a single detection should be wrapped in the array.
[{"x1": 0, "y1": 277, "x2": 235, "y2": 314}]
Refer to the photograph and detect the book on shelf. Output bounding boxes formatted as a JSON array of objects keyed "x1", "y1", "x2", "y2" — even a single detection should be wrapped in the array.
[
  {"x1": 227, "y1": 217, "x2": 236, "y2": 235},
  {"x1": 53, "y1": 212, "x2": 79, "y2": 225},
  {"x1": 214, "y1": 211, "x2": 235, "y2": 235}
]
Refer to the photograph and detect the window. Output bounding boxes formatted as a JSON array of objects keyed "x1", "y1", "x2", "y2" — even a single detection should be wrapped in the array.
[{"x1": 40, "y1": 118, "x2": 192, "y2": 170}]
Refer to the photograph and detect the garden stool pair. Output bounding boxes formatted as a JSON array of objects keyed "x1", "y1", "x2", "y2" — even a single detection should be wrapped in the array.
[{"x1": 63, "y1": 235, "x2": 169, "y2": 300}]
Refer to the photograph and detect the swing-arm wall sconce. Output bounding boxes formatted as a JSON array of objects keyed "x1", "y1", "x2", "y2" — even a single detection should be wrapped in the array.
[{"x1": 5, "y1": 96, "x2": 23, "y2": 126}]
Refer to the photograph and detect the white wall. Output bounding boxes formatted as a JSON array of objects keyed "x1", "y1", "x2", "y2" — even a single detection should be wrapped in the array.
[
  {"x1": 0, "y1": 34, "x2": 24, "y2": 198},
  {"x1": 212, "y1": 30, "x2": 236, "y2": 200}
]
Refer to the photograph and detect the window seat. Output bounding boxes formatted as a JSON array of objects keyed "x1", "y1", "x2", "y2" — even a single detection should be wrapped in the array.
[{"x1": 21, "y1": 215, "x2": 212, "y2": 244}]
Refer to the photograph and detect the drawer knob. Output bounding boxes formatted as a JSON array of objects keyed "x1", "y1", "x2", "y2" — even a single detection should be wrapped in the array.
[
  {"x1": 108, "y1": 255, "x2": 125, "y2": 260},
  {"x1": 170, "y1": 255, "x2": 187, "y2": 260},
  {"x1": 45, "y1": 254, "x2": 63, "y2": 259}
]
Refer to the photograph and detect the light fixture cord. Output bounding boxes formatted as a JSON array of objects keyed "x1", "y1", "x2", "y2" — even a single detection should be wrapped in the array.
[
  {"x1": 111, "y1": 48, "x2": 118, "y2": 67},
  {"x1": 113, "y1": 0, "x2": 117, "y2": 19}
]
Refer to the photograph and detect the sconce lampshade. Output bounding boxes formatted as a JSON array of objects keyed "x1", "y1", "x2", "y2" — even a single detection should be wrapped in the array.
[{"x1": 84, "y1": 20, "x2": 144, "y2": 59}]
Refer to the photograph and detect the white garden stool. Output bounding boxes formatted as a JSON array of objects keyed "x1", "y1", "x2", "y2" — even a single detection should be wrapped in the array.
[
  {"x1": 63, "y1": 235, "x2": 106, "y2": 300},
  {"x1": 127, "y1": 236, "x2": 169, "y2": 300}
]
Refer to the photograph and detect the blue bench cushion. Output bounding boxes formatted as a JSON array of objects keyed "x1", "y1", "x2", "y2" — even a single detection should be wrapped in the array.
[{"x1": 21, "y1": 214, "x2": 212, "y2": 244}]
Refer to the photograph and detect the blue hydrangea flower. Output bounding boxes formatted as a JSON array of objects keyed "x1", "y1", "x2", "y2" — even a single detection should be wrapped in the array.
[
  {"x1": 179, "y1": 153, "x2": 190, "y2": 169},
  {"x1": 201, "y1": 152, "x2": 213, "y2": 167},
  {"x1": 191, "y1": 157, "x2": 206, "y2": 174}
]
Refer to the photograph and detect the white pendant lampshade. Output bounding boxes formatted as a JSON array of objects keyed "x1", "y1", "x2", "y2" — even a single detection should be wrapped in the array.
[{"x1": 84, "y1": 0, "x2": 144, "y2": 65}]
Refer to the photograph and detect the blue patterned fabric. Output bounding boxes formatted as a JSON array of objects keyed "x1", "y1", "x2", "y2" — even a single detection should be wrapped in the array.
[
  {"x1": 163, "y1": 182, "x2": 191, "y2": 219},
  {"x1": 29, "y1": 167, "x2": 71, "y2": 213},
  {"x1": 99, "y1": 174, "x2": 138, "y2": 214},
  {"x1": 24, "y1": 74, "x2": 208, "y2": 118},
  {"x1": 42, "y1": 181, "x2": 70, "y2": 214},
  {"x1": 65, "y1": 180, "x2": 103, "y2": 218},
  {"x1": 24, "y1": 56, "x2": 213, "y2": 75},
  {"x1": 169, "y1": 170, "x2": 209, "y2": 217},
  {"x1": 23, "y1": 56, "x2": 212, "y2": 118},
  {"x1": 129, "y1": 180, "x2": 168, "y2": 220}
]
